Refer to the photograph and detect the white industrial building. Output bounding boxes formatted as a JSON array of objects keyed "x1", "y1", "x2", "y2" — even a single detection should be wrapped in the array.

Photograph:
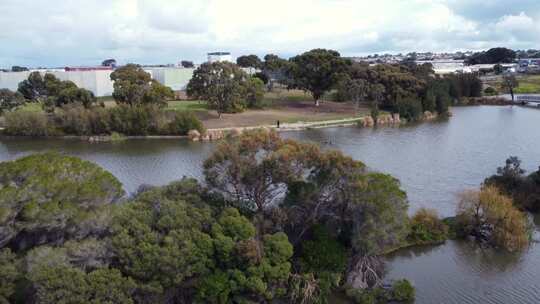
[{"x1": 207, "y1": 52, "x2": 232, "y2": 63}]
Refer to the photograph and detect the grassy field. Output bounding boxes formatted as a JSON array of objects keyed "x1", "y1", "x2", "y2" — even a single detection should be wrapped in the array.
[
  {"x1": 515, "y1": 75, "x2": 540, "y2": 94},
  {"x1": 488, "y1": 74, "x2": 540, "y2": 94}
]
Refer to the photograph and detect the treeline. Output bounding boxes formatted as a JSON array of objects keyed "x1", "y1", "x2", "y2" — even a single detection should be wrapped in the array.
[
  {"x1": 236, "y1": 49, "x2": 483, "y2": 121},
  {"x1": 0, "y1": 130, "x2": 416, "y2": 304},
  {"x1": 1, "y1": 65, "x2": 205, "y2": 137}
]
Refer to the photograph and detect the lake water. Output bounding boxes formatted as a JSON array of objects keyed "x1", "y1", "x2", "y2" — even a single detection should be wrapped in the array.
[{"x1": 1, "y1": 106, "x2": 540, "y2": 303}]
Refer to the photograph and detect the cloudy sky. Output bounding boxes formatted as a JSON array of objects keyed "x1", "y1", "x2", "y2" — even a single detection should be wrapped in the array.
[{"x1": 1, "y1": 0, "x2": 539, "y2": 67}]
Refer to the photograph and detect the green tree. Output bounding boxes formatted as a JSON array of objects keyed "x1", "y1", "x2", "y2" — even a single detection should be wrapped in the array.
[
  {"x1": 0, "y1": 249, "x2": 19, "y2": 303},
  {"x1": 0, "y1": 153, "x2": 124, "y2": 251},
  {"x1": 288, "y1": 49, "x2": 350, "y2": 106},
  {"x1": 244, "y1": 76, "x2": 265, "y2": 108},
  {"x1": 17, "y1": 71, "x2": 47, "y2": 101},
  {"x1": 45, "y1": 86, "x2": 97, "y2": 110},
  {"x1": 0, "y1": 89, "x2": 25, "y2": 114},
  {"x1": 263, "y1": 54, "x2": 289, "y2": 90},
  {"x1": 181, "y1": 60, "x2": 194, "y2": 68},
  {"x1": 101, "y1": 58, "x2": 117, "y2": 67},
  {"x1": 28, "y1": 264, "x2": 135, "y2": 304},
  {"x1": 187, "y1": 61, "x2": 249, "y2": 117},
  {"x1": 110, "y1": 64, "x2": 174, "y2": 107},
  {"x1": 237, "y1": 54, "x2": 263, "y2": 69}
]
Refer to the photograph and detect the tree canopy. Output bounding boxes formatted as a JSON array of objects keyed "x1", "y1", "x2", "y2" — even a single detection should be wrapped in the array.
[
  {"x1": 236, "y1": 54, "x2": 263, "y2": 69},
  {"x1": 287, "y1": 49, "x2": 350, "y2": 105},
  {"x1": 0, "y1": 153, "x2": 124, "y2": 251},
  {"x1": 0, "y1": 89, "x2": 25, "y2": 114},
  {"x1": 110, "y1": 64, "x2": 174, "y2": 107}
]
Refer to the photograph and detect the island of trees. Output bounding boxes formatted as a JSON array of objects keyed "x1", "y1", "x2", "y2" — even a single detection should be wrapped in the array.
[{"x1": 1, "y1": 128, "x2": 537, "y2": 304}]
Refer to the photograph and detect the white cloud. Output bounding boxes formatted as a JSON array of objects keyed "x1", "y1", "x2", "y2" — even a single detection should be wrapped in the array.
[{"x1": 0, "y1": 0, "x2": 539, "y2": 67}]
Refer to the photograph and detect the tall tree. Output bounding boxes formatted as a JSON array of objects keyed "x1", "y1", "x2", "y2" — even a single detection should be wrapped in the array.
[
  {"x1": 110, "y1": 64, "x2": 174, "y2": 107},
  {"x1": 0, "y1": 89, "x2": 25, "y2": 114},
  {"x1": 187, "y1": 61, "x2": 248, "y2": 117},
  {"x1": 181, "y1": 60, "x2": 194, "y2": 68},
  {"x1": 101, "y1": 59, "x2": 117, "y2": 67},
  {"x1": 236, "y1": 54, "x2": 262, "y2": 69},
  {"x1": 288, "y1": 49, "x2": 350, "y2": 106}
]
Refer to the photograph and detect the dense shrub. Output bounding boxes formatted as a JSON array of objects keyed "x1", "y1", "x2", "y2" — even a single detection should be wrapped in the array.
[
  {"x1": 3, "y1": 104, "x2": 204, "y2": 137},
  {"x1": 3, "y1": 111, "x2": 54, "y2": 136},
  {"x1": 391, "y1": 279, "x2": 415, "y2": 303},
  {"x1": 484, "y1": 87, "x2": 498, "y2": 96},
  {"x1": 407, "y1": 208, "x2": 449, "y2": 245},
  {"x1": 167, "y1": 111, "x2": 205, "y2": 135},
  {"x1": 457, "y1": 186, "x2": 531, "y2": 251}
]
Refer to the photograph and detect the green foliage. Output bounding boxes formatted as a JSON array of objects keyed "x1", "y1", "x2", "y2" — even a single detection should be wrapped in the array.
[
  {"x1": 244, "y1": 76, "x2": 265, "y2": 108},
  {"x1": 391, "y1": 279, "x2": 415, "y2": 303},
  {"x1": 0, "y1": 153, "x2": 124, "y2": 251},
  {"x1": 3, "y1": 111, "x2": 54, "y2": 136},
  {"x1": 237, "y1": 54, "x2": 263, "y2": 69},
  {"x1": 167, "y1": 111, "x2": 205, "y2": 135},
  {"x1": 299, "y1": 226, "x2": 347, "y2": 274},
  {"x1": 187, "y1": 61, "x2": 249, "y2": 116},
  {"x1": 110, "y1": 64, "x2": 174, "y2": 107},
  {"x1": 407, "y1": 208, "x2": 449, "y2": 245},
  {"x1": 484, "y1": 86, "x2": 498, "y2": 96},
  {"x1": 0, "y1": 89, "x2": 25, "y2": 114},
  {"x1": 484, "y1": 156, "x2": 540, "y2": 212},
  {"x1": 16, "y1": 72, "x2": 95, "y2": 110},
  {"x1": 28, "y1": 265, "x2": 135, "y2": 304},
  {"x1": 0, "y1": 249, "x2": 19, "y2": 303},
  {"x1": 288, "y1": 49, "x2": 350, "y2": 102},
  {"x1": 3, "y1": 103, "x2": 204, "y2": 136},
  {"x1": 466, "y1": 47, "x2": 516, "y2": 65},
  {"x1": 396, "y1": 97, "x2": 423, "y2": 121}
]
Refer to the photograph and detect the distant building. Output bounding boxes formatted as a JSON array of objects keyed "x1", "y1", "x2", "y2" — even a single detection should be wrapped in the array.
[{"x1": 207, "y1": 52, "x2": 232, "y2": 63}]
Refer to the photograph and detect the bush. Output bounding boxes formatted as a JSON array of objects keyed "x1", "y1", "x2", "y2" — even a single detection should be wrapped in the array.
[
  {"x1": 396, "y1": 97, "x2": 423, "y2": 121},
  {"x1": 484, "y1": 87, "x2": 498, "y2": 96},
  {"x1": 391, "y1": 279, "x2": 415, "y2": 303},
  {"x1": 167, "y1": 111, "x2": 205, "y2": 135},
  {"x1": 3, "y1": 111, "x2": 55, "y2": 136},
  {"x1": 408, "y1": 208, "x2": 449, "y2": 245}
]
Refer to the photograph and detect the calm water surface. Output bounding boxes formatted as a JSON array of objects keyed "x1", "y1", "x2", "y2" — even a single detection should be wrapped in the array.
[{"x1": 1, "y1": 106, "x2": 540, "y2": 303}]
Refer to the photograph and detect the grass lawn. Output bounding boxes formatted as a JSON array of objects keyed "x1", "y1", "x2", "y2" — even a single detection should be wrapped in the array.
[
  {"x1": 166, "y1": 100, "x2": 208, "y2": 112},
  {"x1": 491, "y1": 74, "x2": 540, "y2": 94},
  {"x1": 515, "y1": 75, "x2": 540, "y2": 94}
]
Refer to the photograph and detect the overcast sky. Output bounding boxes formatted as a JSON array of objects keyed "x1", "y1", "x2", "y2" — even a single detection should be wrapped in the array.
[{"x1": 1, "y1": 0, "x2": 539, "y2": 68}]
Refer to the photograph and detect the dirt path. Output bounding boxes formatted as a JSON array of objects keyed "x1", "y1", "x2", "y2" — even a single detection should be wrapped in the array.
[{"x1": 198, "y1": 100, "x2": 368, "y2": 129}]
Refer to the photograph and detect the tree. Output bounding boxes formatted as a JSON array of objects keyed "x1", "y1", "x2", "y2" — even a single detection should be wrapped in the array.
[
  {"x1": 0, "y1": 153, "x2": 124, "y2": 251},
  {"x1": 101, "y1": 59, "x2": 117, "y2": 67},
  {"x1": 110, "y1": 64, "x2": 174, "y2": 107},
  {"x1": 17, "y1": 71, "x2": 47, "y2": 101},
  {"x1": 11, "y1": 66, "x2": 28, "y2": 72},
  {"x1": 493, "y1": 64, "x2": 504, "y2": 75},
  {"x1": 466, "y1": 48, "x2": 516, "y2": 65},
  {"x1": 45, "y1": 86, "x2": 97, "y2": 109},
  {"x1": 27, "y1": 264, "x2": 136, "y2": 304},
  {"x1": 457, "y1": 186, "x2": 530, "y2": 252},
  {"x1": 502, "y1": 74, "x2": 519, "y2": 101},
  {"x1": 288, "y1": 49, "x2": 349, "y2": 106},
  {"x1": 203, "y1": 129, "x2": 314, "y2": 229},
  {"x1": 0, "y1": 89, "x2": 25, "y2": 114},
  {"x1": 0, "y1": 249, "x2": 19, "y2": 303},
  {"x1": 263, "y1": 54, "x2": 290, "y2": 90},
  {"x1": 237, "y1": 54, "x2": 262, "y2": 69},
  {"x1": 244, "y1": 76, "x2": 265, "y2": 108},
  {"x1": 187, "y1": 61, "x2": 249, "y2": 117},
  {"x1": 181, "y1": 60, "x2": 194, "y2": 68},
  {"x1": 112, "y1": 179, "x2": 293, "y2": 303}
]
